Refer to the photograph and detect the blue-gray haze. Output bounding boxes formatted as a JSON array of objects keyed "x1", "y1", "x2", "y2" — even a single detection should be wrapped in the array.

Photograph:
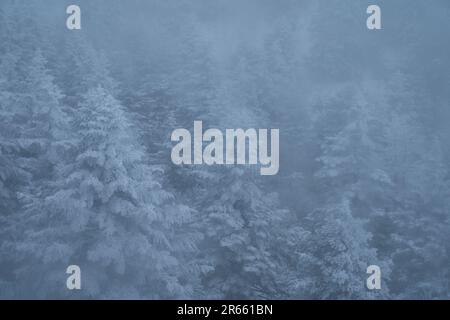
[{"x1": 0, "y1": 0, "x2": 449, "y2": 299}]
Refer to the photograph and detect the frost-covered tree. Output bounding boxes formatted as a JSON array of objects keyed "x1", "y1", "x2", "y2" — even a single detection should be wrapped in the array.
[
  {"x1": 369, "y1": 73, "x2": 450, "y2": 299},
  {"x1": 0, "y1": 46, "x2": 70, "y2": 297},
  {"x1": 165, "y1": 46, "x2": 304, "y2": 298},
  {"x1": 302, "y1": 80, "x2": 393, "y2": 299},
  {"x1": 3, "y1": 19, "x2": 204, "y2": 296},
  {"x1": 299, "y1": 196, "x2": 386, "y2": 299},
  {"x1": 12, "y1": 84, "x2": 201, "y2": 298}
]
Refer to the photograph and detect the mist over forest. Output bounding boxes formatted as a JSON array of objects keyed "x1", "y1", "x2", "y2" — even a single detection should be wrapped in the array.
[{"x1": 1, "y1": 0, "x2": 450, "y2": 299}]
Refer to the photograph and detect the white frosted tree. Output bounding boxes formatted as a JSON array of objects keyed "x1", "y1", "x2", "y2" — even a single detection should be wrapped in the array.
[
  {"x1": 10, "y1": 82, "x2": 201, "y2": 298},
  {"x1": 303, "y1": 80, "x2": 393, "y2": 299},
  {"x1": 301, "y1": 196, "x2": 387, "y2": 299},
  {"x1": 371, "y1": 72, "x2": 450, "y2": 299},
  {"x1": 13, "y1": 85, "x2": 201, "y2": 298},
  {"x1": 167, "y1": 48, "x2": 306, "y2": 299},
  {"x1": 4, "y1": 24, "x2": 204, "y2": 296},
  {"x1": 0, "y1": 45, "x2": 71, "y2": 298}
]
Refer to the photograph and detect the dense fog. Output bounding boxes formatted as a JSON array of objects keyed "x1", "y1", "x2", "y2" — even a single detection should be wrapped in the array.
[{"x1": 1, "y1": 0, "x2": 449, "y2": 299}]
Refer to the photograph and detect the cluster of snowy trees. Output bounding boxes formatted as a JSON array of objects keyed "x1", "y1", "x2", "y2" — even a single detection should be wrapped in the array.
[{"x1": 1, "y1": 0, "x2": 449, "y2": 299}]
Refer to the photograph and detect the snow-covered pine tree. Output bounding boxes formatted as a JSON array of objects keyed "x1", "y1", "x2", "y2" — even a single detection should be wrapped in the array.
[
  {"x1": 303, "y1": 81, "x2": 392, "y2": 299},
  {"x1": 370, "y1": 72, "x2": 450, "y2": 299},
  {"x1": 0, "y1": 1, "x2": 73, "y2": 296},
  {"x1": 10, "y1": 25, "x2": 205, "y2": 296},
  {"x1": 12, "y1": 82, "x2": 201, "y2": 298},
  {"x1": 169, "y1": 46, "x2": 304, "y2": 299},
  {"x1": 0, "y1": 1, "x2": 49, "y2": 215},
  {"x1": 0, "y1": 46, "x2": 75, "y2": 296}
]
